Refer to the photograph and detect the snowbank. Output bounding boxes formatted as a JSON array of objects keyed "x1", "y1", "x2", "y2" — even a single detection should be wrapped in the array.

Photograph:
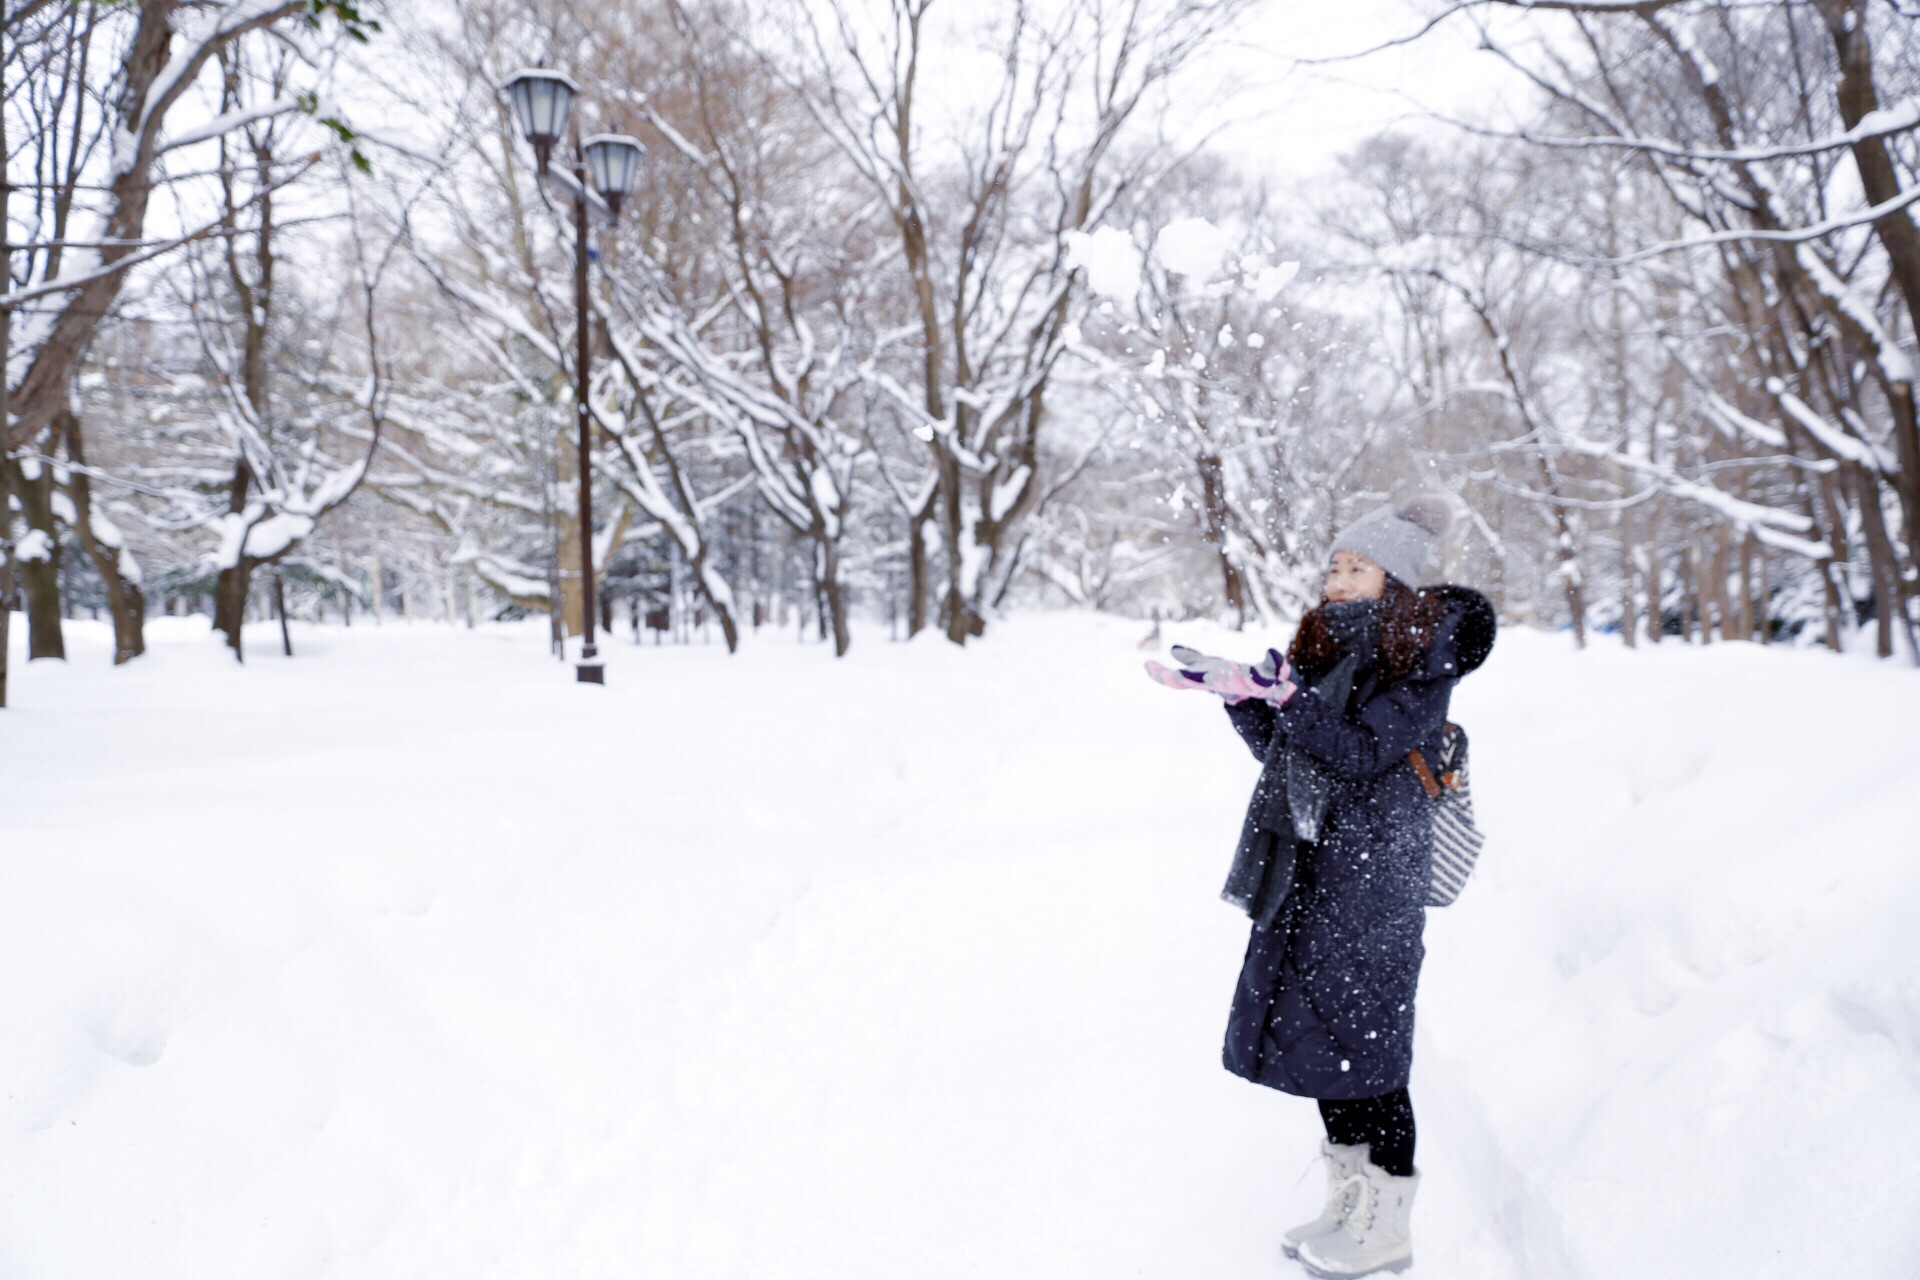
[{"x1": 2, "y1": 614, "x2": 1916, "y2": 1278}]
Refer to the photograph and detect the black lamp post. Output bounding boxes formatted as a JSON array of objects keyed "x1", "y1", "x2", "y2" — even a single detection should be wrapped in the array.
[{"x1": 502, "y1": 68, "x2": 645, "y2": 684}]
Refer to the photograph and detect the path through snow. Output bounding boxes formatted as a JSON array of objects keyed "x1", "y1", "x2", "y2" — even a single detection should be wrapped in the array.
[{"x1": 2, "y1": 614, "x2": 1917, "y2": 1278}]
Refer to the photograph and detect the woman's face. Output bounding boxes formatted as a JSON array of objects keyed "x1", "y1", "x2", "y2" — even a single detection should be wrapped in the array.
[{"x1": 1324, "y1": 551, "x2": 1387, "y2": 603}]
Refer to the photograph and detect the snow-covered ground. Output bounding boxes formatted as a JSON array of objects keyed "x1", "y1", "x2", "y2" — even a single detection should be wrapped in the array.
[{"x1": 4, "y1": 612, "x2": 1918, "y2": 1279}]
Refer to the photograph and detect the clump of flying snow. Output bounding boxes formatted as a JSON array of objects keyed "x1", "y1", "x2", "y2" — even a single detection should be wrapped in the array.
[
  {"x1": 1153, "y1": 217, "x2": 1230, "y2": 280},
  {"x1": 1064, "y1": 226, "x2": 1143, "y2": 301},
  {"x1": 1251, "y1": 260, "x2": 1299, "y2": 301}
]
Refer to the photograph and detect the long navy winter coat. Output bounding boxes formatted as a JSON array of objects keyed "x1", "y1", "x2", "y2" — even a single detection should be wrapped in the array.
[{"x1": 1220, "y1": 586, "x2": 1494, "y2": 1100}]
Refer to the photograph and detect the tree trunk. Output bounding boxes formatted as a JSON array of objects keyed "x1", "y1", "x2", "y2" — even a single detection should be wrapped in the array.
[
  {"x1": 1197, "y1": 452, "x2": 1248, "y2": 627},
  {"x1": 907, "y1": 504, "x2": 931, "y2": 638},
  {"x1": 0, "y1": 460, "x2": 12, "y2": 708},
  {"x1": 1682, "y1": 542, "x2": 1704, "y2": 643},
  {"x1": 60, "y1": 411, "x2": 144, "y2": 663},
  {"x1": 1734, "y1": 532, "x2": 1755, "y2": 642},
  {"x1": 1789, "y1": 434, "x2": 1850, "y2": 651},
  {"x1": 273, "y1": 571, "x2": 293, "y2": 657},
  {"x1": 1, "y1": 65, "x2": 10, "y2": 705},
  {"x1": 212, "y1": 456, "x2": 255, "y2": 660},
  {"x1": 938, "y1": 450, "x2": 981, "y2": 645},
  {"x1": 1558, "y1": 528, "x2": 1586, "y2": 648},
  {"x1": 371, "y1": 531, "x2": 386, "y2": 625},
  {"x1": 1706, "y1": 526, "x2": 1731, "y2": 642},
  {"x1": 1644, "y1": 539, "x2": 1664, "y2": 644},
  {"x1": 1619, "y1": 538, "x2": 1639, "y2": 649},
  {"x1": 1817, "y1": 553, "x2": 1847, "y2": 651},
  {"x1": 1819, "y1": 0, "x2": 1920, "y2": 562},
  {"x1": 558, "y1": 515, "x2": 584, "y2": 637},
  {"x1": 687, "y1": 545, "x2": 739, "y2": 654},
  {"x1": 1855, "y1": 466, "x2": 1911, "y2": 659},
  {"x1": 819, "y1": 539, "x2": 851, "y2": 658},
  {"x1": 11, "y1": 458, "x2": 65, "y2": 660},
  {"x1": 214, "y1": 556, "x2": 256, "y2": 661},
  {"x1": 1758, "y1": 548, "x2": 1772, "y2": 644}
]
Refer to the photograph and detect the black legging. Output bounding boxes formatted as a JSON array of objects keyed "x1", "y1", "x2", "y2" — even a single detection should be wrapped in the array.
[{"x1": 1318, "y1": 1088, "x2": 1415, "y2": 1177}]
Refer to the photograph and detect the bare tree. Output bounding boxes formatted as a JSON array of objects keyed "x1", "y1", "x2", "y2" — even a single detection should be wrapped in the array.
[
  {"x1": 783, "y1": 0, "x2": 1260, "y2": 642},
  {"x1": 369, "y1": 0, "x2": 752, "y2": 648},
  {"x1": 2, "y1": 0, "x2": 377, "y2": 674},
  {"x1": 1326, "y1": 0, "x2": 1920, "y2": 655},
  {"x1": 1073, "y1": 166, "x2": 1412, "y2": 625}
]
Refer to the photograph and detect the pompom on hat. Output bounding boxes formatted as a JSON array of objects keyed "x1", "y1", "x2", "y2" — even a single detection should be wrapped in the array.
[{"x1": 1329, "y1": 494, "x2": 1453, "y2": 587}]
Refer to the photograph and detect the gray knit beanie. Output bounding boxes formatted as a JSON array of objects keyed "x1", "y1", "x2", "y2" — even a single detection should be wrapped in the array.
[{"x1": 1329, "y1": 495, "x2": 1453, "y2": 587}]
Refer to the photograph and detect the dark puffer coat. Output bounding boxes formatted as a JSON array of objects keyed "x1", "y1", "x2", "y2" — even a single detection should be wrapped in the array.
[{"x1": 1220, "y1": 586, "x2": 1495, "y2": 1100}]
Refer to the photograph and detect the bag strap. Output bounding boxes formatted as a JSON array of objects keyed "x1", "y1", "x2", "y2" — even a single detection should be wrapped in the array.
[
  {"x1": 1408, "y1": 723, "x2": 1461, "y2": 800},
  {"x1": 1408, "y1": 748, "x2": 1442, "y2": 799}
]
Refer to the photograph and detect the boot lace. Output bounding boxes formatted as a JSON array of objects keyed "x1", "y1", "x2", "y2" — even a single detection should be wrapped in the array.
[
  {"x1": 1332, "y1": 1173, "x2": 1376, "y2": 1241},
  {"x1": 1301, "y1": 1151, "x2": 1359, "y2": 1221}
]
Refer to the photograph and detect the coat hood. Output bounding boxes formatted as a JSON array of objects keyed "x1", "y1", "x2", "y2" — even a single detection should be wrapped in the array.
[{"x1": 1425, "y1": 585, "x2": 1496, "y2": 679}]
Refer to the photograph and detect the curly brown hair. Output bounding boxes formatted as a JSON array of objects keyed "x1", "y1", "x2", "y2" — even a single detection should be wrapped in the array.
[{"x1": 1288, "y1": 578, "x2": 1446, "y2": 683}]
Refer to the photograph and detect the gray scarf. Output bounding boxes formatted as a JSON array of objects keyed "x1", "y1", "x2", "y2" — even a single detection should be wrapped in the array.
[
  {"x1": 1223, "y1": 600, "x2": 1379, "y2": 930},
  {"x1": 1283, "y1": 600, "x2": 1378, "y2": 843}
]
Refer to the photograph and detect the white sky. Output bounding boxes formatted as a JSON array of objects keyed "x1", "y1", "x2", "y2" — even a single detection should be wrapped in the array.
[
  {"x1": 1202, "y1": 0, "x2": 1537, "y2": 180},
  {"x1": 18, "y1": 0, "x2": 1541, "y2": 297},
  {"x1": 337, "y1": 0, "x2": 1535, "y2": 197},
  {"x1": 886, "y1": 0, "x2": 1540, "y2": 192}
]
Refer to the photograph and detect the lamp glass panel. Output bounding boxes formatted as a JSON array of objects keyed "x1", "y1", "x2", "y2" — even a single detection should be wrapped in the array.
[
  {"x1": 585, "y1": 135, "x2": 644, "y2": 196},
  {"x1": 507, "y1": 71, "x2": 574, "y2": 141}
]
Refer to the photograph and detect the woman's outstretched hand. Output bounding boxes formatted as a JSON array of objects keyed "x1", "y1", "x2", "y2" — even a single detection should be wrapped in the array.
[{"x1": 1144, "y1": 645, "x2": 1296, "y2": 706}]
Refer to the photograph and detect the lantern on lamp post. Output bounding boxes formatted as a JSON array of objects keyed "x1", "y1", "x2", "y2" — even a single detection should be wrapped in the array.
[
  {"x1": 503, "y1": 68, "x2": 577, "y2": 174},
  {"x1": 584, "y1": 134, "x2": 644, "y2": 216},
  {"x1": 502, "y1": 69, "x2": 645, "y2": 685}
]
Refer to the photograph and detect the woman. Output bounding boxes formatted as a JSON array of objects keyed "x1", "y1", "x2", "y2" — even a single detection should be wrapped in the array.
[{"x1": 1147, "y1": 497, "x2": 1495, "y2": 1278}]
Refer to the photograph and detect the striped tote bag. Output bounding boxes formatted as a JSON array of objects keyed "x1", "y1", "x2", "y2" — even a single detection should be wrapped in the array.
[{"x1": 1410, "y1": 722, "x2": 1487, "y2": 908}]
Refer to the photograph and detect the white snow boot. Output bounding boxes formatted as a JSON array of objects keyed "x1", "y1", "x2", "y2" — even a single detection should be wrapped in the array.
[
  {"x1": 1296, "y1": 1155, "x2": 1418, "y2": 1277},
  {"x1": 1282, "y1": 1141, "x2": 1368, "y2": 1258}
]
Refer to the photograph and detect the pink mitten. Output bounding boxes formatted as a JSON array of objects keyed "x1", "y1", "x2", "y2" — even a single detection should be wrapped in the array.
[
  {"x1": 1247, "y1": 647, "x2": 1298, "y2": 707},
  {"x1": 1147, "y1": 646, "x2": 1297, "y2": 706},
  {"x1": 1145, "y1": 659, "x2": 1207, "y2": 692},
  {"x1": 1147, "y1": 650, "x2": 1250, "y2": 699}
]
